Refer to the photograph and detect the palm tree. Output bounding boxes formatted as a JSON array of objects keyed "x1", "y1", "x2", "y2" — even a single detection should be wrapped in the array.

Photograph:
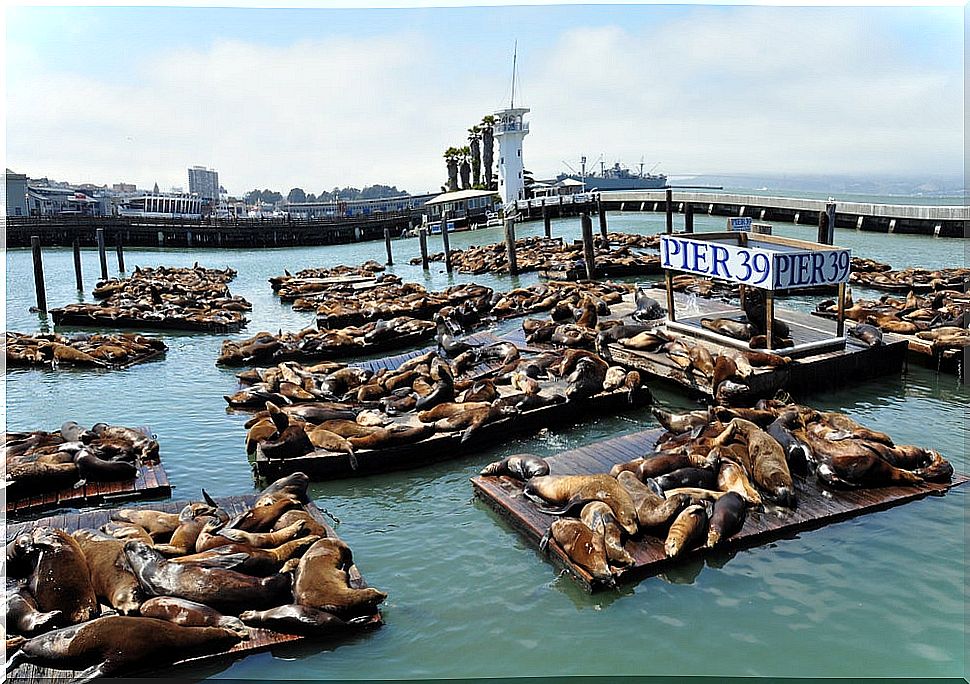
[
  {"x1": 443, "y1": 147, "x2": 460, "y2": 192},
  {"x1": 480, "y1": 115, "x2": 496, "y2": 190},
  {"x1": 468, "y1": 126, "x2": 482, "y2": 188},
  {"x1": 459, "y1": 146, "x2": 472, "y2": 190}
]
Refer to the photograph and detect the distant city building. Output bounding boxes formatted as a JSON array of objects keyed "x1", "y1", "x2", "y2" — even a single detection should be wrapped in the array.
[
  {"x1": 286, "y1": 193, "x2": 436, "y2": 220},
  {"x1": 112, "y1": 182, "x2": 137, "y2": 193},
  {"x1": 27, "y1": 185, "x2": 102, "y2": 216},
  {"x1": 5, "y1": 169, "x2": 28, "y2": 217},
  {"x1": 188, "y1": 166, "x2": 219, "y2": 203}
]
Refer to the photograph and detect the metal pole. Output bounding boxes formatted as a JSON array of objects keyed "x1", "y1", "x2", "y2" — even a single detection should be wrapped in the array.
[
  {"x1": 665, "y1": 270, "x2": 676, "y2": 323},
  {"x1": 441, "y1": 211, "x2": 453, "y2": 274},
  {"x1": 73, "y1": 238, "x2": 83, "y2": 291},
  {"x1": 383, "y1": 227, "x2": 393, "y2": 266},
  {"x1": 115, "y1": 233, "x2": 125, "y2": 272},
  {"x1": 31, "y1": 236, "x2": 48, "y2": 313},
  {"x1": 96, "y1": 227, "x2": 108, "y2": 280},
  {"x1": 581, "y1": 212, "x2": 595, "y2": 280},
  {"x1": 665, "y1": 187, "x2": 673, "y2": 234},
  {"x1": 597, "y1": 195, "x2": 608, "y2": 239},
  {"x1": 684, "y1": 204, "x2": 694, "y2": 233},
  {"x1": 765, "y1": 290, "x2": 774, "y2": 351},
  {"x1": 504, "y1": 218, "x2": 518, "y2": 276},
  {"x1": 542, "y1": 204, "x2": 551, "y2": 238},
  {"x1": 836, "y1": 282, "x2": 846, "y2": 338},
  {"x1": 419, "y1": 227, "x2": 429, "y2": 270}
]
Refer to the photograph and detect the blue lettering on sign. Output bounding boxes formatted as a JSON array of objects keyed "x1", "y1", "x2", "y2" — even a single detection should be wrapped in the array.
[{"x1": 710, "y1": 244, "x2": 731, "y2": 278}]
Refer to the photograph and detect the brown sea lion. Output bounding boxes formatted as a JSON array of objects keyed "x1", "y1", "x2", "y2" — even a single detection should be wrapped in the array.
[
  {"x1": 565, "y1": 357, "x2": 608, "y2": 401},
  {"x1": 292, "y1": 538, "x2": 387, "y2": 618},
  {"x1": 260, "y1": 425, "x2": 315, "y2": 460},
  {"x1": 539, "y1": 518, "x2": 613, "y2": 585},
  {"x1": 256, "y1": 472, "x2": 311, "y2": 507},
  {"x1": 240, "y1": 604, "x2": 371, "y2": 636},
  {"x1": 662, "y1": 487, "x2": 728, "y2": 504},
  {"x1": 272, "y1": 509, "x2": 330, "y2": 538},
  {"x1": 6, "y1": 461, "x2": 80, "y2": 499},
  {"x1": 70, "y1": 530, "x2": 144, "y2": 615},
  {"x1": 654, "y1": 467, "x2": 718, "y2": 491},
  {"x1": 705, "y1": 491, "x2": 746, "y2": 547},
  {"x1": 5, "y1": 616, "x2": 243, "y2": 682},
  {"x1": 347, "y1": 424, "x2": 435, "y2": 451},
  {"x1": 214, "y1": 520, "x2": 306, "y2": 549},
  {"x1": 20, "y1": 528, "x2": 99, "y2": 624},
  {"x1": 175, "y1": 535, "x2": 320, "y2": 577},
  {"x1": 225, "y1": 495, "x2": 300, "y2": 532},
  {"x1": 124, "y1": 541, "x2": 291, "y2": 612},
  {"x1": 664, "y1": 504, "x2": 708, "y2": 557},
  {"x1": 523, "y1": 474, "x2": 638, "y2": 535},
  {"x1": 479, "y1": 454, "x2": 550, "y2": 480},
  {"x1": 713, "y1": 418, "x2": 795, "y2": 508},
  {"x1": 138, "y1": 596, "x2": 249, "y2": 638},
  {"x1": 651, "y1": 407, "x2": 710, "y2": 434},
  {"x1": 715, "y1": 458, "x2": 763, "y2": 505},
  {"x1": 99, "y1": 522, "x2": 154, "y2": 545},
  {"x1": 688, "y1": 343, "x2": 715, "y2": 378},
  {"x1": 616, "y1": 471, "x2": 691, "y2": 528},
  {"x1": 580, "y1": 501, "x2": 634, "y2": 567},
  {"x1": 797, "y1": 424, "x2": 923, "y2": 488},
  {"x1": 5, "y1": 583, "x2": 64, "y2": 635}
]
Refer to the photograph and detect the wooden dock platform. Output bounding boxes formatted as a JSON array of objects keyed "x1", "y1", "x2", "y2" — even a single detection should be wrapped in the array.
[
  {"x1": 6, "y1": 463, "x2": 172, "y2": 520},
  {"x1": 6, "y1": 495, "x2": 382, "y2": 684},
  {"x1": 471, "y1": 429, "x2": 967, "y2": 592},
  {"x1": 607, "y1": 289, "x2": 908, "y2": 399}
]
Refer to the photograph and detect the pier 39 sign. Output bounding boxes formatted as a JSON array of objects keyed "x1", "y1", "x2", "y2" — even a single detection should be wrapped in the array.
[{"x1": 660, "y1": 235, "x2": 851, "y2": 290}]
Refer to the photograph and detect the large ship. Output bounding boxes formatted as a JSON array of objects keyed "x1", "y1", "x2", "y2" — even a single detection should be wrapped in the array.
[{"x1": 556, "y1": 158, "x2": 667, "y2": 191}]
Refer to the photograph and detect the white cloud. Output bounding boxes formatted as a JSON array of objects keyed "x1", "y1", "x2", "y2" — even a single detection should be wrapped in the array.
[{"x1": 5, "y1": 7, "x2": 963, "y2": 194}]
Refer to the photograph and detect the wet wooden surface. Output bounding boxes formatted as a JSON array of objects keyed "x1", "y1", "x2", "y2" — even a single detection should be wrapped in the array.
[{"x1": 471, "y1": 429, "x2": 967, "y2": 592}]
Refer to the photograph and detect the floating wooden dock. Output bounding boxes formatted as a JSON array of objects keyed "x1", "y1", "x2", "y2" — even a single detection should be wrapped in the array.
[
  {"x1": 471, "y1": 429, "x2": 968, "y2": 592},
  {"x1": 50, "y1": 310, "x2": 248, "y2": 334},
  {"x1": 607, "y1": 289, "x2": 908, "y2": 398},
  {"x1": 6, "y1": 463, "x2": 172, "y2": 520},
  {"x1": 6, "y1": 495, "x2": 382, "y2": 684}
]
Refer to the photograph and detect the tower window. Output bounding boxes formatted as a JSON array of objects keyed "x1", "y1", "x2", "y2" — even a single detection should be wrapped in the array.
[{"x1": 517, "y1": 149, "x2": 521, "y2": 157}]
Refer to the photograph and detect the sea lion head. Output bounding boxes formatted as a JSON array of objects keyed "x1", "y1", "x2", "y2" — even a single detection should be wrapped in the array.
[
  {"x1": 60, "y1": 421, "x2": 83, "y2": 442},
  {"x1": 122, "y1": 539, "x2": 161, "y2": 574}
]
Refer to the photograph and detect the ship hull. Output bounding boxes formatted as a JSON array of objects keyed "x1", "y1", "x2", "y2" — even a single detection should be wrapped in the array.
[{"x1": 556, "y1": 174, "x2": 667, "y2": 191}]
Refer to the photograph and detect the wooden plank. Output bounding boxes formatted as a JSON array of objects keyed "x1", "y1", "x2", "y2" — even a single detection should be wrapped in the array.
[
  {"x1": 472, "y1": 427, "x2": 967, "y2": 592},
  {"x1": 6, "y1": 496, "x2": 382, "y2": 684}
]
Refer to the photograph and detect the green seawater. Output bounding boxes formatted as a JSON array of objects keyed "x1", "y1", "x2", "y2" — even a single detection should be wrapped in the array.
[{"x1": 4, "y1": 213, "x2": 967, "y2": 680}]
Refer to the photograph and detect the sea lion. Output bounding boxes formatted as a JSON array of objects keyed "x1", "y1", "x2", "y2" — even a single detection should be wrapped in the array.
[
  {"x1": 292, "y1": 538, "x2": 387, "y2": 618},
  {"x1": 5, "y1": 616, "x2": 242, "y2": 682},
  {"x1": 347, "y1": 424, "x2": 435, "y2": 451},
  {"x1": 616, "y1": 471, "x2": 691, "y2": 528},
  {"x1": 524, "y1": 474, "x2": 638, "y2": 535},
  {"x1": 619, "y1": 330, "x2": 671, "y2": 351},
  {"x1": 539, "y1": 518, "x2": 613, "y2": 585},
  {"x1": 240, "y1": 604, "x2": 371, "y2": 636},
  {"x1": 479, "y1": 454, "x2": 550, "y2": 480},
  {"x1": 796, "y1": 424, "x2": 923, "y2": 488},
  {"x1": 664, "y1": 504, "x2": 708, "y2": 557},
  {"x1": 705, "y1": 491, "x2": 746, "y2": 547},
  {"x1": 260, "y1": 425, "x2": 315, "y2": 460},
  {"x1": 225, "y1": 494, "x2": 300, "y2": 533},
  {"x1": 123, "y1": 541, "x2": 291, "y2": 612},
  {"x1": 715, "y1": 458, "x2": 763, "y2": 505},
  {"x1": 20, "y1": 528, "x2": 99, "y2": 624},
  {"x1": 633, "y1": 288, "x2": 664, "y2": 321},
  {"x1": 138, "y1": 597, "x2": 249, "y2": 638},
  {"x1": 711, "y1": 354, "x2": 740, "y2": 391},
  {"x1": 654, "y1": 467, "x2": 718, "y2": 492},
  {"x1": 565, "y1": 357, "x2": 608, "y2": 401},
  {"x1": 662, "y1": 487, "x2": 728, "y2": 504},
  {"x1": 651, "y1": 407, "x2": 710, "y2": 434},
  {"x1": 256, "y1": 472, "x2": 311, "y2": 507},
  {"x1": 175, "y1": 535, "x2": 320, "y2": 576},
  {"x1": 272, "y1": 509, "x2": 330, "y2": 537},
  {"x1": 715, "y1": 380, "x2": 752, "y2": 407},
  {"x1": 70, "y1": 530, "x2": 144, "y2": 615},
  {"x1": 766, "y1": 411, "x2": 811, "y2": 474},
  {"x1": 688, "y1": 343, "x2": 715, "y2": 378},
  {"x1": 5, "y1": 582, "x2": 64, "y2": 635},
  {"x1": 99, "y1": 522, "x2": 154, "y2": 545},
  {"x1": 701, "y1": 318, "x2": 754, "y2": 341},
  {"x1": 713, "y1": 418, "x2": 795, "y2": 508},
  {"x1": 6, "y1": 462, "x2": 80, "y2": 500},
  {"x1": 216, "y1": 520, "x2": 306, "y2": 549},
  {"x1": 580, "y1": 501, "x2": 634, "y2": 567},
  {"x1": 417, "y1": 401, "x2": 489, "y2": 423}
]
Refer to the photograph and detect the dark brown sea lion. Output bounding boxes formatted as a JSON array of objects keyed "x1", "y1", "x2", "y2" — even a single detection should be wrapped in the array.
[
  {"x1": 71, "y1": 530, "x2": 144, "y2": 615},
  {"x1": 479, "y1": 454, "x2": 550, "y2": 480},
  {"x1": 6, "y1": 461, "x2": 80, "y2": 499},
  {"x1": 664, "y1": 504, "x2": 708, "y2": 557},
  {"x1": 240, "y1": 604, "x2": 371, "y2": 635},
  {"x1": 524, "y1": 474, "x2": 638, "y2": 535},
  {"x1": 138, "y1": 597, "x2": 249, "y2": 638},
  {"x1": 705, "y1": 491, "x2": 747, "y2": 547},
  {"x1": 5, "y1": 616, "x2": 242, "y2": 682},
  {"x1": 701, "y1": 318, "x2": 754, "y2": 341},
  {"x1": 714, "y1": 418, "x2": 795, "y2": 507},
  {"x1": 565, "y1": 357, "x2": 608, "y2": 401},
  {"x1": 347, "y1": 424, "x2": 435, "y2": 451},
  {"x1": 256, "y1": 472, "x2": 311, "y2": 507},
  {"x1": 292, "y1": 538, "x2": 387, "y2": 618},
  {"x1": 539, "y1": 518, "x2": 613, "y2": 585},
  {"x1": 797, "y1": 424, "x2": 924, "y2": 489},
  {"x1": 123, "y1": 541, "x2": 291, "y2": 612},
  {"x1": 20, "y1": 528, "x2": 99, "y2": 624},
  {"x1": 174, "y1": 535, "x2": 320, "y2": 577},
  {"x1": 260, "y1": 425, "x2": 315, "y2": 460},
  {"x1": 5, "y1": 582, "x2": 64, "y2": 635},
  {"x1": 580, "y1": 501, "x2": 634, "y2": 567},
  {"x1": 654, "y1": 467, "x2": 718, "y2": 492},
  {"x1": 225, "y1": 494, "x2": 300, "y2": 532}
]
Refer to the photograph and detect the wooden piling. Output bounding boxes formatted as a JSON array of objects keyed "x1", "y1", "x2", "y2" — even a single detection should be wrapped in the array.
[
  {"x1": 384, "y1": 227, "x2": 393, "y2": 266},
  {"x1": 419, "y1": 227, "x2": 429, "y2": 270},
  {"x1": 542, "y1": 204, "x2": 551, "y2": 238},
  {"x1": 581, "y1": 213, "x2": 596, "y2": 280},
  {"x1": 441, "y1": 212, "x2": 453, "y2": 274},
  {"x1": 96, "y1": 228, "x2": 108, "y2": 280},
  {"x1": 115, "y1": 234, "x2": 126, "y2": 272},
  {"x1": 597, "y1": 196, "x2": 608, "y2": 239},
  {"x1": 30, "y1": 236, "x2": 47, "y2": 313},
  {"x1": 72, "y1": 238, "x2": 83, "y2": 291},
  {"x1": 836, "y1": 282, "x2": 847, "y2": 338},
  {"x1": 684, "y1": 204, "x2": 694, "y2": 233},
  {"x1": 825, "y1": 202, "x2": 837, "y2": 245},
  {"x1": 817, "y1": 208, "x2": 830, "y2": 245},
  {"x1": 765, "y1": 290, "x2": 775, "y2": 351},
  {"x1": 665, "y1": 187, "x2": 673, "y2": 234},
  {"x1": 504, "y1": 218, "x2": 518, "y2": 276}
]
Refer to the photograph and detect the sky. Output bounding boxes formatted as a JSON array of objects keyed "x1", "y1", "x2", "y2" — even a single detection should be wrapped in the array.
[{"x1": 4, "y1": 3, "x2": 965, "y2": 196}]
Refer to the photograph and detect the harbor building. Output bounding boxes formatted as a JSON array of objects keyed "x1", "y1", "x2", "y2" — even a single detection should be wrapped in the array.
[
  {"x1": 26, "y1": 185, "x2": 103, "y2": 216},
  {"x1": 119, "y1": 191, "x2": 203, "y2": 218},
  {"x1": 5, "y1": 169, "x2": 28, "y2": 216},
  {"x1": 287, "y1": 193, "x2": 437, "y2": 220},
  {"x1": 421, "y1": 189, "x2": 500, "y2": 231},
  {"x1": 188, "y1": 166, "x2": 219, "y2": 203},
  {"x1": 494, "y1": 106, "x2": 530, "y2": 205}
]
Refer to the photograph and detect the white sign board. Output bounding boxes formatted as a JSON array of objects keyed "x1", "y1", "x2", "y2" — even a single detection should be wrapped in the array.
[
  {"x1": 660, "y1": 235, "x2": 851, "y2": 290},
  {"x1": 728, "y1": 217, "x2": 752, "y2": 232}
]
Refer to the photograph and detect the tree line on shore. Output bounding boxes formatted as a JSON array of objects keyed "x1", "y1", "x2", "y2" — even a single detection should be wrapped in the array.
[
  {"x1": 244, "y1": 185, "x2": 408, "y2": 207},
  {"x1": 442, "y1": 115, "x2": 496, "y2": 193}
]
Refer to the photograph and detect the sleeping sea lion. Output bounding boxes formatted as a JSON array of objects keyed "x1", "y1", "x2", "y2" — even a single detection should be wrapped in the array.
[
  {"x1": 580, "y1": 501, "x2": 634, "y2": 567},
  {"x1": 713, "y1": 418, "x2": 795, "y2": 508},
  {"x1": 715, "y1": 458, "x2": 763, "y2": 505},
  {"x1": 479, "y1": 454, "x2": 550, "y2": 480},
  {"x1": 524, "y1": 474, "x2": 638, "y2": 535},
  {"x1": 615, "y1": 471, "x2": 690, "y2": 528},
  {"x1": 5, "y1": 616, "x2": 242, "y2": 682},
  {"x1": 705, "y1": 491, "x2": 746, "y2": 548},
  {"x1": 70, "y1": 530, "x2": 144, "y2": 615},
  {"x1": 240, "y1": 604, "x2": 371, "y2": 636},
  {"x1": 20, "y1": 528, "x2": 99, "y2": 624},
  {"x1": 291, "y1": 538, "x2": 387, "y2": 618},
  {"x1": 6, "y1": 462, "x2": 80, "y2": 500},
  {"x1": 256, "y1": 472, "x2": 311, "y2": 506},
  {"x1": 5, "y1": 582, "x2": 64, "y2": 635},
  {"x1": 539, "y1": 518, "x2": 613, "y2": 585},
  {"x1": 216, "y1": 520, "x2": 306, "y2": 549},
  {"x1": 654, "y1": 467, "x2": 718, "y2": 492},
  {"x1": 272, "y1": 509, "x2": 330, "y2": 538},
  {"x1": 651, "y1": 407, "x2": 710, "y2": 434},
  {"x1": 664, "y1": 504, "x2": 708, "y2": 557},
  {"x1": 565, "y1": 358, "x2": 608, "y2": 401},
  {"x1": 138, "y1": 597, "x2": 249, "y2": 638}
]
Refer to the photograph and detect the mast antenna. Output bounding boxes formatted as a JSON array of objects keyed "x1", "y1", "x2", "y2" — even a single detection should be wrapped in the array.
[{"x1": 510, "y1": 40, "x2": 517, "y2": 109}]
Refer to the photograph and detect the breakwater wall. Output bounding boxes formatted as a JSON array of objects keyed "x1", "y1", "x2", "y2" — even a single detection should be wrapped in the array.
[{"x1": 4, "y1": 213, "x2": 416, "y2": 248}]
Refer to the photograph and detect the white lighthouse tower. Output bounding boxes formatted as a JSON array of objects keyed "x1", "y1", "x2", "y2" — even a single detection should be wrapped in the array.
[{"x1": 494, "y1": 105, "x2": 530, "y2": 206}]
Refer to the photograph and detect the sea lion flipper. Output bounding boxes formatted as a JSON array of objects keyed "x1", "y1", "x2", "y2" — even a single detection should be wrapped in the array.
[
  {"x1": 202, "y1": 489, "x2": 218, "y2": 508},
  {"x1": 71, "y1": 661, "x2": 111, "y2": 684},
  {"x1": 538, "y1": 527, "x2": 553, "y2": 553}
]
